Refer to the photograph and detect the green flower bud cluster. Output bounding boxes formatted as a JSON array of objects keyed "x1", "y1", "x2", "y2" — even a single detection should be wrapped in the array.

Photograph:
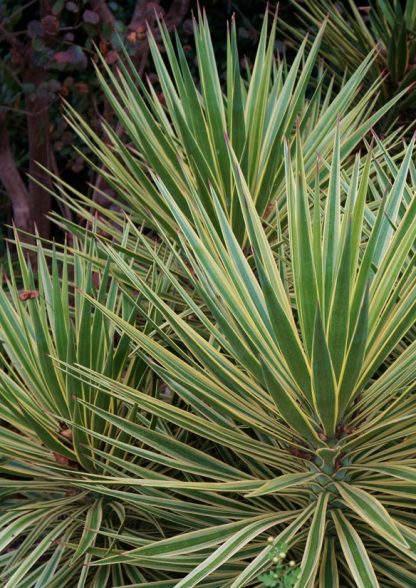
[{"x1": 258, "y1": 540, "x2": 299, "y2": 587}]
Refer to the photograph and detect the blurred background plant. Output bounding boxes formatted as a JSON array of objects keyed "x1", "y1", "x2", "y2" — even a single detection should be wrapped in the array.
[{"x1": 283, "y1": 0, "x2": 416, "y2": 130}]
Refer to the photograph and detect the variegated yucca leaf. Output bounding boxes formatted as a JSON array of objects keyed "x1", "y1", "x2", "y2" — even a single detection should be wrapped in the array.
[
  {"x1": 48, "y1": 133, "x2": 414, "y2": 586},
  {"x1": 282, "y1": 0, "x2": 416, "y2": 127},
  {"x1": 0, "y1": 10, "x2": 415, "y2": 588},
  {"x1": 0, "y1": 233, "x2": 185, "y2": 587},
  {"x1": 61, "y1": 9, "x2": 406, "y2": 246}
]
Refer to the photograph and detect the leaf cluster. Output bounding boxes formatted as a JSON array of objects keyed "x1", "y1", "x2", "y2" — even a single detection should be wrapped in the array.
[{"x1": 0, "y1": 9, "x2": 415, "y2": 587}]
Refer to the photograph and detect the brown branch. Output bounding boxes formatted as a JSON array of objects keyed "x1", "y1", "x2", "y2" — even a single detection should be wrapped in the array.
[
  {"x1": 0, "y1": 109, "x2": 33, "y2": 235},
  {"x1": 22, "y1": 53, "x2": 53, "y2": 238},
  {"x1": 0, "y1": 24, "x2": 23, "y2": 49},
  {"x1": 90, "y1": 0, "x2": 117, "y2": 26},
  {"x1": 0, "y1": 0, "x2": 57, "y2": 238}
]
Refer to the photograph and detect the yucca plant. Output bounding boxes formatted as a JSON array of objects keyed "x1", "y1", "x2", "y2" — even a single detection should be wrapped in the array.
[
  {"x1": 284, "y1": 0, "x2": 416, "y2": 129},
  {"x1": 0, "y1": 233, "x2": 187, "y2": 587},
  {"x1": 1, "y1": 10, "x2": 415, "y2": 588},
  {"x1": 60, "y1": 10, "x2": 406, "y2": 246},
  {"x1": 39, "y1": 130, "x2": 415, "y2": 586}
]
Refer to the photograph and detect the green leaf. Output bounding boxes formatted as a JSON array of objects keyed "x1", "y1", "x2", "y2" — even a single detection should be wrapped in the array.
[
  {"x1": 332, "y1": 510, "x2": 379, "y2": 588},
  {"x1": 246, "y1": 473, "x2": 317, "y2": 497},
  {"x1": 175, "y1": 514, "x2": 284, "y2": 587},
  {"x1": 311, "y1": 306, "x2": 337, "y2": 436},
  {"x1": 336, "y1": 483, "x2": 410, "y2": 550},
  {"x1": 296, "y1": 493, "x2": 329, "y2": 586},
  {"x1": 319, "y1": 537, "x2": 339, "y2": 588},
  {"x1": 260, "y1": 354, "x2": 321, "y2": 445},
  {"x1": 72, "y1": 498, "x2": 103, "y2": 560}
]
